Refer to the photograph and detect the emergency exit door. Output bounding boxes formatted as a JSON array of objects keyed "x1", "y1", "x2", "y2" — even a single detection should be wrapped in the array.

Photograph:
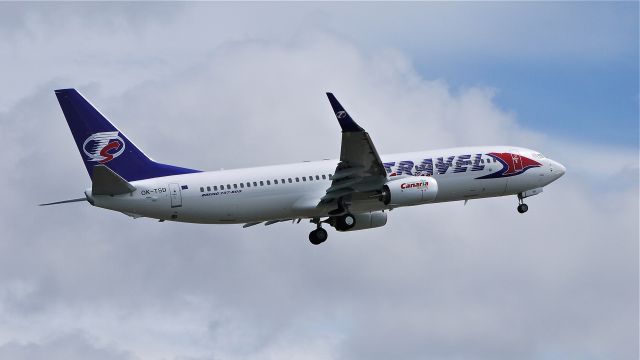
[{"x1": 169, "y1": 183, "x2": 182, "y2": 208}]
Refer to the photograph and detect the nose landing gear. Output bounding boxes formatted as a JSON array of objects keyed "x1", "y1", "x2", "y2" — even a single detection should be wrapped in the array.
[
  {"x1": 517, "y1": 194, "x2": 529, "y2": 214},
  {"x1": 517, "y1": 203, "x2": 529, "y2": 213}
]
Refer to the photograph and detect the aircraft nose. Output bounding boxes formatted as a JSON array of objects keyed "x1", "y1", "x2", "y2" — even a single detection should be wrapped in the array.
[
  {"x1": 556, "y1": 161, "x2": 566, "y2": 177},
  {"x1": 550, "y1": 159, "x2": 566, "y2": 179}
]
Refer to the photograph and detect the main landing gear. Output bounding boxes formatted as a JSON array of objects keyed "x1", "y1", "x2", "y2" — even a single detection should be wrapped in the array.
[
  {"x1": 334, "y1": 213, "x2": 356, "y2": 231},
  {"x1": 517, "y1": 194, "x2": 529, "y2": 214},
  {"x1": 308, "y1": 213, "x2": 357, "y2": 245},
  {"x1": 309, "y1": 227, "x2": 328, "y2": 245}
]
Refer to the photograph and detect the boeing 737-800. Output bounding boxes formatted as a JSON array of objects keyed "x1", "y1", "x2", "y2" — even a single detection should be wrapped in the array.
[{"x1": 42, "y1": 89, "x2": 565, "y2": 244}]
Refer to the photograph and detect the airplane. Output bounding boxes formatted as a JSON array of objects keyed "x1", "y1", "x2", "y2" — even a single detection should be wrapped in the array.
[{"x1": 41, "y1": 89, "x2": 566, "y2": 245}]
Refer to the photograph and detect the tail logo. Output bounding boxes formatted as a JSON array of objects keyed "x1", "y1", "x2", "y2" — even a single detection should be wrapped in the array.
[{"x1": 82, "y1": 131, "x2": 125, "y2": 163}]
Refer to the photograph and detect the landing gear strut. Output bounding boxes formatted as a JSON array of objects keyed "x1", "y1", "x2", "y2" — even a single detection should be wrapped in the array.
[
  {"x1": 328, "y1": 197, "x2": 348, "y2": 216},
  {"x1": 517, "y1": 194, "x2": 529, "y2": 214}
]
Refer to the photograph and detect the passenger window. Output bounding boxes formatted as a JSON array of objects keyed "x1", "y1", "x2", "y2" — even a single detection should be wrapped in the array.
[
  {"x1": 260, "y1": 181, "x2": 264, "y2": 186},
  {"x1": 302, "y1": 177, "x2": 306, "y2": 181},
  {"x1": 322, "y1": 175, "x2": 326, "y2": 180},
  {"x1": 240, "y1": 183, "x2": 244, "y2": 188},
  {"x1": 274, "y1": 179, "x2": 278, "y2": 184},
  {"x1": 295, "y1": 177, "x2": 300, "y2": 182},
  {"x1": 253, "y1": 182, "x2": 257, "y2": 187},
  {"x1": 288, "y1": 178, "x2": 292, "y2": 183},
  {"x1": 329, "y1": 174, "x2": 333, "y2": 180},
  {"x1": 233, "y1": 184, "x2": 238, "y2": 189},
  {"x1": 267, "y1": 180, "x2": 271, "y2": 185},
  {"x1": 281, "y1": 179, "x2": 285, "y2": 184},
  {"x1": 200, "y1": 187, "x2": 204, "y2": 192},
  {"x1": 225, "y1": 184, "x2": 229, "y2": 190},
  {"x1": 316, "y1": 175, "x2": 320, "y2": 180},
  {"x1": 480, "y1": 159, "x2": 484, "y2": 164},
  {"x1": 214, "y1": 186, "x2": 218, "y2": 191},
  {"x1": 247, "y1": 182, "x2": 251, "y2": 187},
  {"x1": 207, "y1": 186, "x2": 211, "y2": 191}
]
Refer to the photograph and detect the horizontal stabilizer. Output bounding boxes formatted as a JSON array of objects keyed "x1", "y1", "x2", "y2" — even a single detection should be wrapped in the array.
[
  {"x1": 39, "y1": 197, "x2": 86, "y2": 206},
  {"x1": 92, "y1": 164, "x2": 136, "y2": 195}
]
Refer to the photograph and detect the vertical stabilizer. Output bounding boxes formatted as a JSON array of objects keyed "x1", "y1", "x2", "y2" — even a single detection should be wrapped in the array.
[{"x1": 55, "y1": 88, "x2": 200, "y2": 181}]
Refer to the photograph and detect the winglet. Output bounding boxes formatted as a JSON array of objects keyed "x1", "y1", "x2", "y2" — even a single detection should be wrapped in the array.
[{"x1": 326, "y1": 93, "x2": 364, "y2": 132}]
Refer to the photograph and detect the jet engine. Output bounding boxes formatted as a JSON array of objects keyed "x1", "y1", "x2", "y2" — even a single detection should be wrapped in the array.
[
  {"x1": 380, "y1": 176, "x2": 438, "y2": 206},
  {"x1": 335, "y1": 211, "x2": 388, "y2": 232}
]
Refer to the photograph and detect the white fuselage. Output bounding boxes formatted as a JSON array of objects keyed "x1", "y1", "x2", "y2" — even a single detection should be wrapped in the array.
[{"x1": 88, "y1": 146, "x2": 565, "y2": 224}]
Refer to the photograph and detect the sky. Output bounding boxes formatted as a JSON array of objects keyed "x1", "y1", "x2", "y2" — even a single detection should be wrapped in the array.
[{"x1": 0, "y1": 2, "x2": 638, "y2": 360}]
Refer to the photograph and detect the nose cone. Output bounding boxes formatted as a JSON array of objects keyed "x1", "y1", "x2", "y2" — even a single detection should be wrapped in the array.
[
  {"x1": 549, "y1": 159, "x2": 566, "y2": 180},
  {"x1": 556, "y1": 161, "x2": 566, "y2": 177}
]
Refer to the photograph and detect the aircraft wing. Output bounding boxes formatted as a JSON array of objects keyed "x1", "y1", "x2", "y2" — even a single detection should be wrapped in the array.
[{"x1": 321, "y1": 93, "x2": 387, "y2": 204}]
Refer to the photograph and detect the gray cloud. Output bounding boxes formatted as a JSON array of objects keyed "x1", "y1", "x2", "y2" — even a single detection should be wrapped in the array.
[
  {"x1": 0, "y1": 333, "x2": 133, "y2": 360},
  {"x1": 0, "y1": 3, "x2": 637, "y2": 360}
]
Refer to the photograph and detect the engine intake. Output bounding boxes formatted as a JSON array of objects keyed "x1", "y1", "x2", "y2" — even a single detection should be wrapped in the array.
[{"x1": 381, "y1": 176, "x2": 438, "y2": 206}]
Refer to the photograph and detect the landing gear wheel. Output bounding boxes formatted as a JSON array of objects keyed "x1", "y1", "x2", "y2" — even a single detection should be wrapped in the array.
[
  {"x1": 309, "y1": 228, "x2": 328, "y2": 245},
  {"x1": 517, "y1": 203, "x2": 529, "y2": 214},
  {"x1": 335, "y1": 213, "x2": 356, "y2": 231}
]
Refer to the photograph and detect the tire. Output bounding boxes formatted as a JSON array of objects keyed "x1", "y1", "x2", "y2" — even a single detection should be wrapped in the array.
[
  {"x1": 335, "y1": 213, "x2": 356, "y2": 231},
  {"x1": 309, "y1": 228, "x2": 328, "y2": 245},
  {"x1": 315, "y1": 228, "x2": 328, "y2": 242}
]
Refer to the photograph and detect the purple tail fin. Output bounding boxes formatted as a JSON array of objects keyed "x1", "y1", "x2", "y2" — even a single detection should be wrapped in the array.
[{"x1": 55, "y1": 89, "x2": 200, "y2": 182}]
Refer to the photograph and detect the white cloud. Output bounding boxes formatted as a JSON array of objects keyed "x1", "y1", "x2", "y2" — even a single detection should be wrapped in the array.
[
  {"x1": 0, "y1": 3, "x2": 637, "y2": 360},
  {"x1": 1, "y1": 2, "x2": 635, "y2": 112}
]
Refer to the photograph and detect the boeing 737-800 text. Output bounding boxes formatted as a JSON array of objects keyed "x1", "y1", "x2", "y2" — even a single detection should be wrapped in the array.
[{"x1": 41, "y1": 89, "x2": 565, "y2": 244}]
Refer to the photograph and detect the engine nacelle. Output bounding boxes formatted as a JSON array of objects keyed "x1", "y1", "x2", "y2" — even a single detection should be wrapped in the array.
[
  {"x1": 381, "y1": 176, "x2": 438, "y2": 207},
  {"x1": 337, "y1": 211, "x2": 388, "y2": 232}
]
